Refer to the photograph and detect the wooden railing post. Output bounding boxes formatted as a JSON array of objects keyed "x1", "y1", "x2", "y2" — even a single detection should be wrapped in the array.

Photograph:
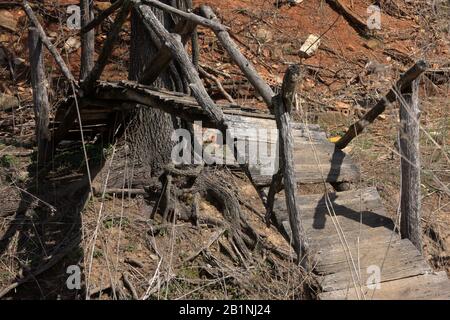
[
  {"x1": 28, "y1": 27, "x2": 50, "y2": 164},
  {"x1": 80, "y1": 0, "x2": 95, "y2": 80},
  {"x1": 271, "y1": 65, "x2": 308, "y2": 264},
  {"x1": 399, "y1": 79, "x2": 422, "y2": 252}
]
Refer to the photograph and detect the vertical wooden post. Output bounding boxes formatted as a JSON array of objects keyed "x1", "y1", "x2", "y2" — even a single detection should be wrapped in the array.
[
  {"x1": 28, "y1": 27, "x2": 50, "y2": 164},
  {"x1": 399, "y1": 79, "x2": 422, "y2": 252},
  {"x1": 272, "y1": 65, "x2": 308, "y2": 264},
  {"x1": 80, "y1": 0, "x2": 95, "y2": 80}
]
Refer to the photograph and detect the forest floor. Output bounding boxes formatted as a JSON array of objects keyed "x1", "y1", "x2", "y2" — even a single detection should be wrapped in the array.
[{"x1": 0, "y1": 0, "x2": 449, "y2": 299}]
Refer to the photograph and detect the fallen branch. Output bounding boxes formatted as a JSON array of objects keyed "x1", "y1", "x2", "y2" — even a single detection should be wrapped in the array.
[
  {"x1": 199, "y1": 6, "x2": 275, "y2": 108},
  {"x1": 122, "y1": 272, "x2": 139, "y2": 300},
  {"x1": 182, "y1": 228, "x2": 225, "y2": 263},
  {"x1": 199, "y1": 66, "x2": 235, "y2": 104},
  {"x1": 326, "y1": 0, "x2": 371, "y2": 37},
  {"x1": 336, "y1": 60, "x2": 428, "y2": 149},
  {"x1": 81, "y1": 0, "x2": 124, "y2": 33}
]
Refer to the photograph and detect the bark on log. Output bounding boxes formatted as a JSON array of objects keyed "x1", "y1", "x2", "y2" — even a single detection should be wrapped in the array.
[
  {"x1": 336, "y1": 60, "x2": 428, "y2": 150},
  {"x1": 199, "y1": 5, "x2": 275, "y2": 108},
  {"x1": 22, "y1": 1, "x2": 76, "y2": 84},
  {"x1": 272, "y1": 65, "x2": 308, "y2": 264},
  {"x1": 81, "y1": 0, "x2": 132, "y2": 94},
  {"x1": 28, "y1": 27, "x2": 50, "y2": 164},
  {"x1": 80, "y1": 0, "x2": 95, "y2": 80},
  {"x1": 399, "y1": 79, "x2": 422, "y2": 252}
]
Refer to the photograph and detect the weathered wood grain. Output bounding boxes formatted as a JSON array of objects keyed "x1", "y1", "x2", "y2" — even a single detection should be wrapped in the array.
[{"x1": 319, "y1": 272, "x2": 450, "y2": 300}]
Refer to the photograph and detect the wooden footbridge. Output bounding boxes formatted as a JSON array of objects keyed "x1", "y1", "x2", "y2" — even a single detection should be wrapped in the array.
[
  {"x1": 21, "y1": 0, "x2": 449, "y2": 299},
  {"x1": 47, "y1": 80, "x2": 450, "y2": 299}
]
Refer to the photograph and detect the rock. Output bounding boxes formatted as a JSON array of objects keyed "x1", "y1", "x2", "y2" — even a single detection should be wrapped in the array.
[
  {"x1": 365, "y1": 38, "x2": 382, "y2": 50},
  {"x1": 0, "y1": 34, "x2": 9, "y2": 42},
  {"x1": 255, "y1": 28, "x2": 272, "y2": 43},
  {"x1": 63, "y1": 36, "x2": 81, "y2": 53},
  {"x1": 0, "y1": 94, "x2": 19, "y2": 111},
  {"x1": 0, "y1": 10, "x2": 17, "y2": 32},
  {"x1": 299, "y1": 34, "x2": 321, "y2": 58},
  {"x1": 365, "y1": 60, "x2": 390, "y2": 75},
  {"x1": 48, "y1": 31, "x2": 59, "y2": 41},
  {"x1": 95, "y1": 2, "x2": 112, "y2": 11}
]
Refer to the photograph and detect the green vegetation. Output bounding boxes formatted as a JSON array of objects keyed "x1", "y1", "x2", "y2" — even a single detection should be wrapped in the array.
[{"x1": 0, "y1": 154, "x2": 17, "y2": 168}]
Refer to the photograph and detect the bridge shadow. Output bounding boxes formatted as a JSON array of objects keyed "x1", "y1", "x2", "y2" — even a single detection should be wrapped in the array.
[
  {"x1": 311, "y1": 147, "x2": 393, "y2": 231},
  {"x1": 0, "y1": 143, "x2": 105, "y2": 299}
]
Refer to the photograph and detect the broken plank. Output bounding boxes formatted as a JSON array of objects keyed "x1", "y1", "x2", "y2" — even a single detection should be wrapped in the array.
[{"x1": 319, "y1": 272, "x2": 450, "y2": 300}]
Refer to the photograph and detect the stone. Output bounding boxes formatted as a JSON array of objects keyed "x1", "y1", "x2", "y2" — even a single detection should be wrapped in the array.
[
  {"x1": 63, "y1": 36, "x2": 81, "y2": 53},
  {"x1": 299, "y1": 34, "x2": 321, "y2": 58}
]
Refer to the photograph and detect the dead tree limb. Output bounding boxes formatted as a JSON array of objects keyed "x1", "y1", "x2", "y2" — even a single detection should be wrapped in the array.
[
  {"x1": 22, "y1": 1, "x2": 76, "y2": 84},
  {"x1": 136, "y1": 3, "x2": 225, "y2": 127},
  {"x1": 81, "y1": 0, "x2": 125, "y2": 33},
  {"x1": 273, "y1": 65, "x2": 308, "y2": 264},
  {"x1": 141, "y1": 0, "x2": 227, "y2": 31},
  {"x1": 80, "y1": 0, "x2": 95, "y2": 80},
  {"x1": 336, "y1": 60, "x2": 428, "y2": 150},
  {"x1": 122, "y1": 272, "x2": 139, "y2": 300},
  {"x1": 28, "y1": 27, "x2": 50, "y2": 164},
  {"x1": 140, "y1": 20, "x2": 196, "y2": 85},
  {"x1": 198, "y1": 66, "x2": 235, "y2": 104},
  {"x1": 81, "y1": 0, "x2": 132, "y2": 94},
  {"x1": 199, "y1": 5, "x2": 275, "y2": 108},
  {"x1": 183, "y1": 228, "x2": 225, "y2": 263},
  {"x1": 399, "y1": 79, "x2": 422, "y2": 252},
  {"x1": 326, "y1": 0, "x2": 371, "y2": 37}
]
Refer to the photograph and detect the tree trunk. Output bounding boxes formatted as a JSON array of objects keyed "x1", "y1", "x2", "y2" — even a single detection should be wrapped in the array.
[{"x1": 126, "y1": 1, "x2": 181, "y2": 178}]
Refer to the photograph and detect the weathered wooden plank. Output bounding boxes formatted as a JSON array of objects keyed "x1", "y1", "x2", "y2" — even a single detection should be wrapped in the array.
[
  {"x1": 319, "y1": 272, "x2": 450, "y2": 300},
  {"x1": 311, "y1": 226, "x2": 398, "y2": 252},
  {"x1": 319, "y1": 239, "x2": 431, "y2": 292},
  {"x1": 316, "y1": 238, "x2": 422, "y2": 273},
  {"x1": 273, "y1": 188, "x2": 393, "y2": 244},
  {"x1": 224, "y1": 115, "x2": 359, "y2": 185}
]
